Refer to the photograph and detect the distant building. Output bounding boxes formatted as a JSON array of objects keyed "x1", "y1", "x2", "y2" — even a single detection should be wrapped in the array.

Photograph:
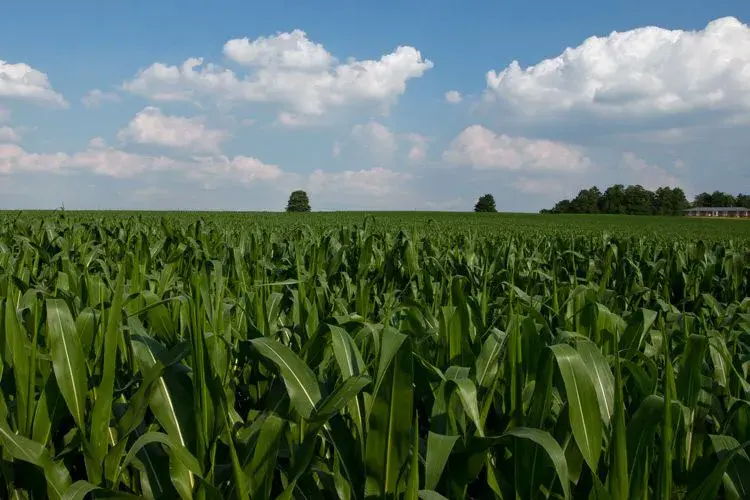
[{"x1": 683, "y1": 207, "x2": 750, "y2": 218}]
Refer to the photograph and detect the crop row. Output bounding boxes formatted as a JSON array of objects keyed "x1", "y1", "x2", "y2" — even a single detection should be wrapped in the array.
[{"x1": 0, "y1": 214, "x2": 748, "y2": 499}]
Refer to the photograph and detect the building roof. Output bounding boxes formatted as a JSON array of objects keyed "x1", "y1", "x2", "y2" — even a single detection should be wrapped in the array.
[{"x1": 684, "y1": 207, "x2": 749, "y2": 212}]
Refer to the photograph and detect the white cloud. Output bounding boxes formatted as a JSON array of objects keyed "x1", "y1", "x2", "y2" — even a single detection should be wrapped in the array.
[
  {"x1": 117, "y1": 107, "x2": 229, "y2": 153},
  {"x1": 0, "y1": 59, "x2": 67, "y2": 107},
  {"x1": 484, "y1": 17, "x2": 750, "y2": 122},
  {"x1": 0, "y1": 126, "x2": 21, "y2": 143},
  {"x1": 443, "y1": 125, "x2": 591, "y2": 172},
  {"x1": 307, "y1": 167, "x2": 412, "y2": 208},
  {"x1": 332, "y1": 141, "x2": 341, "y2": 158},
  {"x1": 0, "y1": 140, "x2": 286, "y2": 187},
  {"x1": 82, "y1": 89, "x2": 121, "y2": 108},
  {"x1": 351, "y1": 121, "x2": 397, "y2": 163},
  {"x1": 188, "y1": 154, "x2": 284, "y2": 186},
  {"x1": 275, "y1": 111, "x2": 310, "y2": 128},
  {"x1": 224, "y1": 29, "x2": 335, "y2": 70},
  {"x1": 123, "y1": 31, "x2": 433, "y2": 120},
  {"x1": 88, "y1": 137, "x2": 107, "y2": 149},
  {"x1": 0, "y1": 143, "x2": 173, "y2": 177},
  {"x1": 67, "y1": 148, "x2": 177, "y2": 178},
  {"x1": 405, "y1": 133, "x2": 429, "y2": 162},
  {"x1": 445, "y1": 90, "x2": 463, "y2": 104},
  {"x1": 620, "y1": 152, "x2": 683, "y2": 190}
]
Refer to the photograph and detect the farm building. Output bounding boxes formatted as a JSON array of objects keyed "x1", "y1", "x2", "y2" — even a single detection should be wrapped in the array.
[{"x1": 683, "y1": 207, "x2": 750, "y2": 218}]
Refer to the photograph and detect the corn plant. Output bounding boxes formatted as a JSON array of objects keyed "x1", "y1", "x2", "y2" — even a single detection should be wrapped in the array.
[{"x1": 0, "y1": 213, "x2": 747, "y2": 499}]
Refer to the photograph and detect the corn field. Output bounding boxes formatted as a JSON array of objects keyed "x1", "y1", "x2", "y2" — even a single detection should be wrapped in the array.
[{"x1": 0, "y1": 212, "x2": 748, "y2": 499}]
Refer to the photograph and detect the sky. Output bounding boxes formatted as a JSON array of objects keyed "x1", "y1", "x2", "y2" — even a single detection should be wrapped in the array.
[{"x1": 1, "y1": 0, "x2": 749, "y2": 211}]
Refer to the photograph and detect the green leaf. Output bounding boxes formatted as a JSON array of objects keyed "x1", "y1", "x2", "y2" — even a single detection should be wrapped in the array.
[
  {"x1": 505, "y1": 427, "x2": 571, "y2": 500},
  {"x1": 686, "y1": 439, "x2": 750, "y2": 500},
  {"x1": 242, "y1": 414, "x2": 286, "y2": 499},
  {"x1": 577, "y1": 339, "x2": 614, "y2": 425},
  {"x1": 250, "y1": 336, "x2": 322, "y2": 419},
  {"x1": 405, "y1": 413, "x2": 420, "y2": 500},
  {"x1": 0, "y1": 421, "x2": 72, "y2": 499},
  {"x1": 707, "y1": 435, "x2": 750, "y2": 498},
  {"x1": 365, "y1": 328, "x2": 414, "y2": 497},
  {"x1": 424, "y1": 432, "x2": 458, "y2": 490},
  {"x1": 609, "y1": 353, "x2": 629, "y2": 500},
  {"x1": 474, "y1": 328, "x2": 506, "y2": 389},
  {"x1": 90, "y1": 267, "x2": 125, "y2": 475},
  {"x1": 45, "y1": 299, "x2": 88, "y2": 430},
  {"x1": 313, "y1": 374, "x2": 371, "y2": 424},
  {"x1": 550, "y1": 343, "x2": 603, "y2": 473}
]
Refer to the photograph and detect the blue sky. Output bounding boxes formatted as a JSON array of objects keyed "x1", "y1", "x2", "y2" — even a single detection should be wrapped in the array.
[{"x1": 1, "y1": 0, "x2": 748, "y2": 211}]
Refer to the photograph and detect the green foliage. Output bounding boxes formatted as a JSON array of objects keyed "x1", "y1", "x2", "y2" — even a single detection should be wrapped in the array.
[
  {"x1": 0, "y1": 211, "x2": 747, "y2": 498},
  {"x1": 474, "y1": 193, "x2": 497, "y2": 212},
  {"x1": 286, "y1": 190, "x2": 311, "y2": 212},
  {"x1": 693, "y1": 191, "x2": 750, "y2": 208},
  {"x1": 546, "y1": 184, "x2": 690, "y2": 215}
]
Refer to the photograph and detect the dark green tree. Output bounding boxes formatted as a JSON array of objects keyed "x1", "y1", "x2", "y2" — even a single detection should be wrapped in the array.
[
  {"x1": 474, "y1": 194, "x2": 497, "y2": 213},
  {"x1": 736, "y1": 193, "x2": 750, "y2": 208},
  {"x1": 623, "y1": 185, "x2": 654, "y2": 215},
  {"x1": 569, "y1": 186, "x2": 602, "y2": 213},
  {"x1": 549, "y1": 199, "x2": 572, "y2": 214},
  {"x1": 599, "y1": 184, "x2": 626, "y2": 214},
  {"x1": 286, "y1": 190, "x2": 311, "y2": 212},
  {"x1": 709, "y1": 190, "x2": 736, "y2": 207},
  {"x1": 653, "y1": 187, "x2": 688, "y2": 215},
  {"x1": 693, "y1": 192, "x2": 713, "y2": 207}
]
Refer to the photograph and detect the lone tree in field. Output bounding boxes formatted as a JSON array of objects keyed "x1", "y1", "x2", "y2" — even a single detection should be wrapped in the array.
[
  {"x1": 286, "y1": 190, "x2": 311, "y2": 212},
  {"x1": 474, "y1": 194, "x2": 497, "y2": 213}
]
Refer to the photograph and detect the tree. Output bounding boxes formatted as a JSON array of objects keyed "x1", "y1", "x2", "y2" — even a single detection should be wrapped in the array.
[
  {"x1": 286, "y1": 190, "x2": 311, "y2": 212},
  {"x1": 710, "y1": 190, "x2": 736, "y2": 207},
  {"x1": 623, "y1": 185, "x2": 654, "y2": 215},
  {"x1": 600, "y1": 184, "x2": 626, "y2": 214},
  {"x1": 474, "y1": 194, "x2": 497, "y2": 213},
  {"x1": 655, "y1": 187, "x2": 688, "y2": 215},
  {"x1": 736, "y1": 193, "x2": 750, "y2": 209},
  {"x1": 693, "y1": 192, "x2": 713, "y2": 207},
  {"x1": 569, "y1": 186, "x2": 601, "y2": 213}
]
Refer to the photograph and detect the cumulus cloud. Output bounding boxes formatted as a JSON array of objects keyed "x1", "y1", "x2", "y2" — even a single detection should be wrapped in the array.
[
  {"x1": 445, "y1": 90, "x2": 463, "y2": 104},
  {"x1": 88, "y1": 137, "x2": 108, "y2": 149},
  {"x1": 484, "y1": 17, "x2": 750, "y2": 124},
  {"x1": 275, "y1": 111, "x2": 311, "y2": 128},
  {"x1": 307, "y1": 167, "x2": 412, "y2": 208},
  {"x1": 82, "y1": 89, "x2": 121, "y2": 108},
  {"x1": 188, "y1": 154, "x2": 284, "y2": 186},
  {"x1": 619, "y1": 152, "x2": 684, "y2": 190},
  {"x1": 117, "y1": 107, "x2": 229, "y2": 153},
  {"x1": 405, "y1": 133, "x2": 429, "y2": 162},
  {"x1": 443, "y1": 125, "x2": 591, "y2": 172},
  {"x1": 224, "y1": 29, "x2": 335, "y2": 70},
  {"x1": 0, "y1": 143, "x2": 174, "y2": 177},
  {"x1": 351, "y1": 121, "x2": 397, "y2": 163},
  {"x1": 0, "y1": 140, "x2": 284, "y2": 187},
  {"x1": 0, "y1": 59, "x2": 68, "y2": 107},
  {"x1": 0, "y1": 126, "x2": 21, "y2": 143},
  {"x1": 122, "y1": 30, "x2": 433, "y2": 120}
]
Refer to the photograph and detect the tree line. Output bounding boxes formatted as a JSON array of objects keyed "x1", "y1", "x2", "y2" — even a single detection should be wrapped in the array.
[{"x1": 540, "y1": 186, "x2": 750, "y2": 215}]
